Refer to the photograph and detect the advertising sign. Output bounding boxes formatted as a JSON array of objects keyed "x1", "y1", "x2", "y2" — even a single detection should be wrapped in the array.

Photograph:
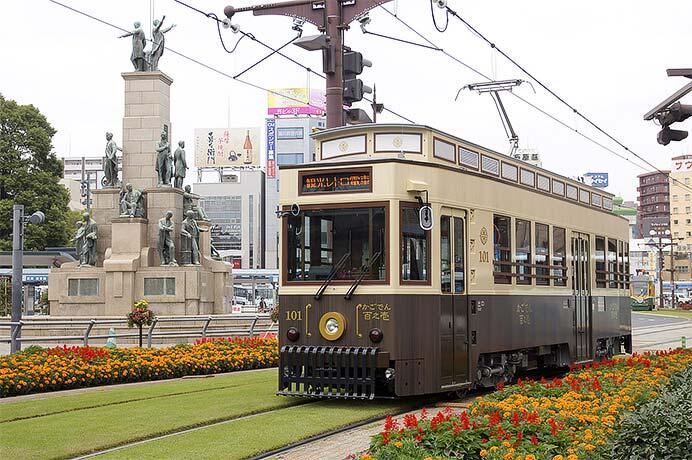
[
  {"x1": 266, "y1": 118, "x2": 276, "y2": 179},
  {"x1": 671, "y1": 158, "x2": 692, "y2": 172},
  {"x1": 194, "y1": 128, "x2": 261, "y2": 168},
  {"x1": 267, "y1": 88, "x2": 326, "y2": 116},
  {"x1": 583, "y1": 172, "x2": 609, "y2": 188}
]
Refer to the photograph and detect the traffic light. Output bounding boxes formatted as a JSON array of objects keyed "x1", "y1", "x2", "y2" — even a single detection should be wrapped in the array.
[
  {"x1": 656, "y1": 102, "x2": 692, "y2": 145},
  {"x1": 343, "y1": 50, "x2": 372, "y2": 105}
]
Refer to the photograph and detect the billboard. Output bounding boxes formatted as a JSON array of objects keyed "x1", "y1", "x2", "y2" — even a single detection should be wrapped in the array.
[
  {"x1": 266, "y1": 118, "x2": 276, "y2": 179},
  {"x1": 583, "y1": 172, "x2": 609, "y2": 188},
  {"x1": 194, "y1": 128, "x2": 261, "y2": 168},
  {"x1": 267, "y1": 88, "x2": 326, "y2": 116}
]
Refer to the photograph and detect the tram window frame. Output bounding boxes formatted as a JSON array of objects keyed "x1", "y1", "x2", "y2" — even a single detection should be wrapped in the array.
[
  {"x1": 400, "y1": 202, "x2": 431, "y2": 285},
  {"x1": 515, "y1": 219, "x2": 532, "y2": 285},
  {"x1": 607, "y1": 238, "x2": 618, "y2": 289},
  {"x1": 595, "y1": 236, "x2": 607, "y2": 288},
  {"x1": 282, "y1": 202, "x2": 389, "y2": 285},
  {"x1": 493, "y1": 214, "x2": 512, "y2": 284},
  {"x1": 535, "y1": 223, "x2": 549, "y2": 286},
  {"x1": 453, "y1": 217, "x2": 466, "y2": 294},
  {"x1": 440, "y1": 216, "x2": 451, "y2": 293},
  {"x1": 617, "y1": 240, "x2": 625, "y2": 289},
  {"x1": 552, "y1": 227, "x2": 567, "y2": 286},
  {"x1": 624, "y1": 242, "x2": 630, "y2": 289}
]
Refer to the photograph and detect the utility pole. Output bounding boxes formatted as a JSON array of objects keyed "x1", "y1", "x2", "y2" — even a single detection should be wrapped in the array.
[
  {"x1": 647, "y1": 229, "x2": 680, "y2": 309},
  {"x1": 224, "y1": 0, "x2": 393, "y2": 128}
]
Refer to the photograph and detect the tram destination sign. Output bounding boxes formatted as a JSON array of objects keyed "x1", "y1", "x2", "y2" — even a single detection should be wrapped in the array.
[{"x1": 299, "y1": 168, "x2": 372, "y2": 195}]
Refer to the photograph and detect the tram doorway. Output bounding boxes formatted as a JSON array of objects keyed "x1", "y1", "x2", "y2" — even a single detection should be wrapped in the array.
[
  {"x1": 571, "y1": 233, "x2": 592, "y2": 362},
  {"x1": 440, "y1": 211, "x2": 469, "y2": 386}
]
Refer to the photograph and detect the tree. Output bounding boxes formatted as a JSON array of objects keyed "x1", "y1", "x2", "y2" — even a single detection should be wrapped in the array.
[{"x1": 0, "y1": 94, "x2": 71, "y2": 250}]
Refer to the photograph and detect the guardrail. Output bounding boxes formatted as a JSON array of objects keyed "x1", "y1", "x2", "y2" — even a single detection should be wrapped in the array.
[{"x1": 0, "y1": 314, "x2": 278, "y2": 349}]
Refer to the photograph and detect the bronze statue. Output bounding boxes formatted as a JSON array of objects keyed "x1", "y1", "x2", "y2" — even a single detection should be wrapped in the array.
[
  {"x1": 183, "y1": 185, "x2": 209, "y2": 220},
  {"x1": 181, "y1": 210, "x2": 208, "y2": 265},
  {"x1": 158, "y1": 211, "x2": 177, "y2": 266},
  {"x1": 173, "y1": 140, "x2": 188, "y2": 188},
  {"x1": 80, "y1": 212, "x2": 98, "y2": 267},
  {"x1": 148, "y1": 16, "x2": 176, "y2": 71},
  {"x1": 118, "y1": 22, "x2": 147, "y2": 71},
  {"x1": 155, "y1": 130, "x2": 172, "y2": 186},
  {"x1": 103, "y1": 132, "x2": 122, "y2": 187},
  {"x1": 71, "y1": 221, "x2": 84, "y2": 260},
  {"x1": 120, "y1": 183, "x2": 145, "y2": 217}
]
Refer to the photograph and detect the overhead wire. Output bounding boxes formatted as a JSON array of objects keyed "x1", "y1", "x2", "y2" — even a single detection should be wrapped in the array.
[{"x1": 379, "y1": 4, "x2": 691, "y2": 191}]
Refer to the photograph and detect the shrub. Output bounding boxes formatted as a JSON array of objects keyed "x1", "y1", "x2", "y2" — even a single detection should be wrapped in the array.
[{"x1": 609, "y1": 366, "x2": 692, "y2": 460}]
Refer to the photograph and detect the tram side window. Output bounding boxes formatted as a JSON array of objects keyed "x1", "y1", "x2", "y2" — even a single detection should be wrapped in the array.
[
  {"x1": 516, "y1": 219, "x2": 532, "y2": 285},
  {"x1": 624, "y1": 242, "x2": 630, "y2": 289},
  {"x1": 595, "y1": 236, "x2": 607, "y2": 288},
  {"x1": 535, "y1": 223, "x2": 549, "y2": 286},
  {"x1": 440, "y1": 216, "x2": 451, "y2": 292},
  {"x1": 617, "y1": 240, "x2": 625, "y2": 289},
  {"x1": 454, "y1": 217, "x2": 465, "y2": 293},
  {"x1": 401, "y1": 205, "x2": 429, "y2": 283},
  {"x1": 552, "y1": 227, "x2": 567, "y2": 286},
  {"x1": 607, "y1": 239, "x2": 618, "y2": 289},
  {"x1": 493, "y1": 215, "x2": 512, "y2": 284}
]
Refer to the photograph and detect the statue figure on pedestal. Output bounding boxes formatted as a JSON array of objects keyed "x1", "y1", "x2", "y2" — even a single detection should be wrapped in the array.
[
  {"x1": 181, "y1": 210, "x2": 208, "y2": 265},
  {"x1": 158, "y1": 211, "x2": 177, "y2": 266},
  {"x1": 120, "y1": 183, "x2": 145, "y2": 217},
  {"x1": 148, "y1": 16, "x2": 176, "y2": 71},
  {"x1": 118, "y1": 22, "x2": 147, "y2": 71},
  {"x1": 174, "y1": 140, "x2": 188, "y2": 188},
  {"x1": 80, "y1": 212, "x2": 98, "y2": 267},
  {"x1": 155, "y1": 130, "x2": 172, "y2": 186},
  {"x1": 103, "y1": 132, "x2": 122, "y2": 188},
  {"x1": 183, "y1": 185, "x2": 209, "y2": 220},
  {"x1": 71, "y1": 221, "x2": 84, "y2": 260}
]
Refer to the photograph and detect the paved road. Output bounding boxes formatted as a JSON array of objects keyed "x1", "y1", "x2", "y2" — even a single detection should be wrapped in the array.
[{"x1": 632, "y1": 312, "x2": 692, "y2": 351}]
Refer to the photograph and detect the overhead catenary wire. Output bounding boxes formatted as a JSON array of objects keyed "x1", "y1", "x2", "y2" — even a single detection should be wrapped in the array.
[{"x1": 380, "y1": 4, "x2": 692, "y2": 194}]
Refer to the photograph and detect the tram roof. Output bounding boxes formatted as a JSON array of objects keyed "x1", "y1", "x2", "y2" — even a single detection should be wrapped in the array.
[{"x1": 306, "y1": 123, "x2": 615, "y2": 212}]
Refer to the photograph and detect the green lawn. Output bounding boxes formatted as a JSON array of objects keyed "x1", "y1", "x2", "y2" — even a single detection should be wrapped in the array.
[
  {"x1": 0, "y1": 368, "x2": 409, "y2": 460},
  {"x1": 99, "y1": 400, "x2": 404, "y2": 460},
  {"x1": 638, "y1": 310, "x2": 692, "y2": 319}
]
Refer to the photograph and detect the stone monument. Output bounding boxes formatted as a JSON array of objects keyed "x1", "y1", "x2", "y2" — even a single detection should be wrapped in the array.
[{"x1": 48, "y1": 25, "x2": 232, "y2": 316}]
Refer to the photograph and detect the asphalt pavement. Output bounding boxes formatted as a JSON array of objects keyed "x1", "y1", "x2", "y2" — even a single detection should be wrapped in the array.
[{"x1": 632, "y1": 312, "x2": 692, "y2": 351}]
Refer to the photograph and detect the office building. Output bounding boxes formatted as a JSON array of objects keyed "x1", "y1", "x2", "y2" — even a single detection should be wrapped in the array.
[
  {"x1": 63, "y1": 156, "x2": 122, "y2": 190},
  {"x1": 194, "y1": 169, "x2": 265, "y2": 269},
  {"x1": 636, "y1": 170, "x2": 670, "y2": 238},
  {"x1": 264, "y1": 115, "x2": 326, "y2": 269}
]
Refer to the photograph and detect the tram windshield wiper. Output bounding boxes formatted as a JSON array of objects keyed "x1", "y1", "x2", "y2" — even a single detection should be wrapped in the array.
[
  {"x1": 344, "y1": 251, "x2": 382, "y2": 300},
  {"x1": 314, "y1": 252, "x2": 351, "y2": 300}
]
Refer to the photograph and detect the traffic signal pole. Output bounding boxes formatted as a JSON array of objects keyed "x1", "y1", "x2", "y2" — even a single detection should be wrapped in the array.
[{"x1": 325, "y1": 0, "x2": 344, "y2": 128}]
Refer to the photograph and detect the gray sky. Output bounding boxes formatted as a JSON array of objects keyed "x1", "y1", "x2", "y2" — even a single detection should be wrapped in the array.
[{"x1": 2, "y1": 0, "x2": 691, "y2": 196}]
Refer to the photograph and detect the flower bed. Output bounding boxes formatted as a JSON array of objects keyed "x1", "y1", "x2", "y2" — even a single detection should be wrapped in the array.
[
  {"x1": 364, "y1": 349, "x2": 692, "y2": 460},
  {"x1": 0, "y1": 337, "x2": 278, "y2": 398}
]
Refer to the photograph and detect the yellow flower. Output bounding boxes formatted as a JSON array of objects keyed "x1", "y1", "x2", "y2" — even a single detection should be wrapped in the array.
[
  {"x1": 490, "y1": 446, "x2": 499, "y2": 452},
  {"x1": 503, "y1": 441, "x2": 511, "y2": 448},
  {"x1": 525, "y1": 456, "x2": 536, "y2": 460},
  {"x1": 393, "y1": 441, "x2": 402, "y2": 448},
  {"x1": 567, "y1": 455, "x2": 578, "y2": 460},
  {"x1": 480, "y1": 450, "x2": 488, "y2": 458},
  {"x1": 553, "y1": 456, "x2": 564, "y2": 460},
  {"x1": 503, "y1": 453, "x2": 514, "y2": 460}
]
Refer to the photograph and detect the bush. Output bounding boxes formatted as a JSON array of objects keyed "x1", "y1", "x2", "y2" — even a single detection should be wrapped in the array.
[{"x1": 609, "y1": 366, "x2": 692, "y2": 460}]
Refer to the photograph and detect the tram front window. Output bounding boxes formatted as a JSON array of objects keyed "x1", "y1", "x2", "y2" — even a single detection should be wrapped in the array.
[{"x1": 286, "y1": 206, "x2": 386, "y2": 282}]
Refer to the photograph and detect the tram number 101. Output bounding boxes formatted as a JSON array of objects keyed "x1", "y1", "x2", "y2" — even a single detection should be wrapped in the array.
[
  {"x1": 285, "y1": 310, "x2": 302, "y2": 321},
  {"x1": 479, "y1": 251, "x2": 490, "y2": 263}
]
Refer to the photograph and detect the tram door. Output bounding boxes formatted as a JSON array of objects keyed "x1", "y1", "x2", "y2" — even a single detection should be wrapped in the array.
[
  {"x1": 571, "y1": 233, "x2": 592, "y2": 362},
  {"x1": 440, "y1": 213, "x2": 469, "y2": 386}
]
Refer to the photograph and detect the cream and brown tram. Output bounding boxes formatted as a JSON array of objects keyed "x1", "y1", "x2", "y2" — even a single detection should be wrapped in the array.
[{"x1": 276, "y1": 124, "x2": 631, "y2": 399}]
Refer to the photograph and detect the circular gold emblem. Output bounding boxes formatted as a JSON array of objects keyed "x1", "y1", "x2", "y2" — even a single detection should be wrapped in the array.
[
  {"x1": 338, "y1": 141, "x2": 348, "y2": 152},
  {"x1": 392, "y1": 136, "x2": 403, "y2": 148},
  {"x1": 319, "y1": 311, "x2": 346, "y2": 341},
  {"x1": 480, "y1": 227, "x2": 488, "y2": 245}
]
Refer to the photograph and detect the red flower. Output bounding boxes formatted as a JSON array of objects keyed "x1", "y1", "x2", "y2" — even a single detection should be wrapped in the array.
[
  {"x1": 420, "y1": 408, "x2": 428, "y2": 420},
  {"x1": 496, "y1": 381, "x2": 505, "y2": 390},
  {"x1": 384, "y1": 415, "x2": 397, "y2": 432},
  {"x1": 381, "y1": 431, "x2": 390, "y2": 445},
  {"x1": 403, "y1": 413, "x2": 418, "y2": 428},
  {"x1": 530, "y1": 435, "x2": 539, "y2": 445},
  {"x1": 489, "y1": 411, "x2": 502, "y2": 426},
  {"x1": 415, "y1": 435, "x2": 423, "y2": 443},
  {"x1": 511, "y1": 412, "x2": 520, "y2": 427}
]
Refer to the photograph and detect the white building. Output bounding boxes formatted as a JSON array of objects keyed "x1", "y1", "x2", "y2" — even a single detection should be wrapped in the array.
[{"x1": 63, "y1": 156, "x2": 122, "y2": 190}]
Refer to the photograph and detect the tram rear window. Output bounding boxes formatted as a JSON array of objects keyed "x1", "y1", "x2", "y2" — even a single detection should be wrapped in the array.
[{"x1": 285, "y1": 206, "x2": 386, "y2": 282}]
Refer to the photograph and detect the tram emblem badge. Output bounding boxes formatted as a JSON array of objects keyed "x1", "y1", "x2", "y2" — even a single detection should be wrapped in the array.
[{"x1": 480, "y1": 227, "x2": 489, "y2": 245}]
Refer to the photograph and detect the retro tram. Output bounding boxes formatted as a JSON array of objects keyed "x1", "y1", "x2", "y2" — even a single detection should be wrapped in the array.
[{"x1": 276, "y1": 124, "x2": 631, "y2": 399}]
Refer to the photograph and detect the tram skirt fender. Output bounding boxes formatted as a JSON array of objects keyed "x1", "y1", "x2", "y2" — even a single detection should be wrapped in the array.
[{"x1": 394, "y1": 359, "x2": 425, "y2": 396}]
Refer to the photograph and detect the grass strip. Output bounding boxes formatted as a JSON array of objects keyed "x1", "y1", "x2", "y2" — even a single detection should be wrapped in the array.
[
  {"x1": 0, "y1": 369, "x2": 274, "y2": 423},
  {"x1": 98, "y1": 399, "x2": 407, "y2": 460},
  {"x1": 0, "y1": 369, "x2": 302, "y2": 459}
]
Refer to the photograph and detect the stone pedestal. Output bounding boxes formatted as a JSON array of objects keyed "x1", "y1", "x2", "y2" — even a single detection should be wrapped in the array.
[
  {"x1": 91, "y1": 188, "x2": 122, "y2": 265},
  {"x1": 121, "y1": 71, "x2": 172, "y2": 191}
]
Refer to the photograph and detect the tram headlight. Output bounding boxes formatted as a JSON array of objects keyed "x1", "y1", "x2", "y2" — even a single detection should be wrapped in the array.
[
  {"x1": 286, "y1": 327, "x2": 300, "y2": 342},
  {"x1": 385, "y1": 367, "x2": 396, "y2": 380},
  {"x1": 369, "y1": 327, "x2": 383, "y2": 343},
  {"x1": 319, "y1": 312, "x2": 346, "y2": 341}
]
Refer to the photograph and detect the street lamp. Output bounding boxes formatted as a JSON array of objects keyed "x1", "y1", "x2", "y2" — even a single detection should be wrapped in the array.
[{"x1": 11, "y1": 205, "x2": 45, "y2": 353}]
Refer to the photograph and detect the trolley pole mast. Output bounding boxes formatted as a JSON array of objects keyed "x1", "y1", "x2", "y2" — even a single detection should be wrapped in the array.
[{"x1": 224, "y1": 0, "x2": 393, "y2": 128}]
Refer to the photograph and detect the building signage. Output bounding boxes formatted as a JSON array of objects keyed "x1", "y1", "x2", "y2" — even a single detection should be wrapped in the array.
[
  {"x1": 300, "y1": 169, "x2": 371, "y2": 194},
  {"x1": 583, "y1": 172, "x2": 609, "y2": 188},
  {"x1": 194, "y1": 128, "x2": 261, "y2": 168},
  {"x1": 671, "y1": 158, "x2": 692, "y2": 172},
  {"x1": 267, "y1": 88, "x2": 326, "y2": 116},
  {"x1": 266, "y1": 118, "x2": 276, "y2": 179}
]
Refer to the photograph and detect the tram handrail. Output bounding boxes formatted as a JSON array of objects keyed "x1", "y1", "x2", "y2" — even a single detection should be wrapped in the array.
[{"x1": 0, "y1": 314, "x2": 278, "y2": 349}]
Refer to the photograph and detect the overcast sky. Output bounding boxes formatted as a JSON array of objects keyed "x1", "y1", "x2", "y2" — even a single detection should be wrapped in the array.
[{"x1": 2, "y1": 0, "x2": 691, "y2": 197}]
